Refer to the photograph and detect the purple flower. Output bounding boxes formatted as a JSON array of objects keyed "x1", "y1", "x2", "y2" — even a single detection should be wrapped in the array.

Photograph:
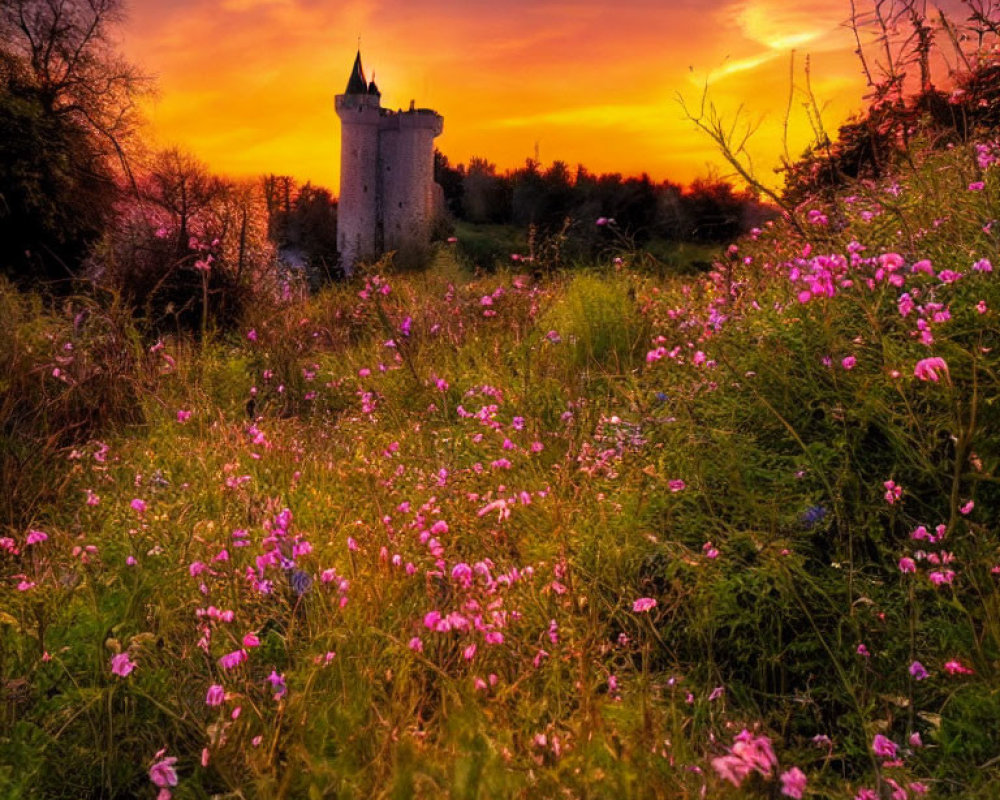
[
  {"x1": 909, "y1": 661, "x2": 929, "y2": 680},
  {"x1": 632, "y1": 597, "x2": 657, "y2": 613},
  {"x1": 218, "y1": 649, "x2": 247, "y2": 670}
]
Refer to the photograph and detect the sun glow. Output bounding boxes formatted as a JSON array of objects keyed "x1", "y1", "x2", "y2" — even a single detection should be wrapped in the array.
[{"x1": 121, "y1": 0, "x2": 869, "y2": 192}]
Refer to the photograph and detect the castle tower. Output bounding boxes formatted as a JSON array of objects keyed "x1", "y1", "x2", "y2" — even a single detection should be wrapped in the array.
[{"x1": 335, "y1": 51, "x2": 444, "y2": 274}]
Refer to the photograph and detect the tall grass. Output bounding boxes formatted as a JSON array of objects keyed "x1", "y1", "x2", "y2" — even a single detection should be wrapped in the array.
[{"x1": 2, "y1": 139, "x2": 1000, "y2": 798}]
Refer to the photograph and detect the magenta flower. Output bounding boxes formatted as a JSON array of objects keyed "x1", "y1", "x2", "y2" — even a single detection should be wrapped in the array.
[
  {"x1": 149, "y1": 755, "x2": 178, "y2": 788},
  {"x1": 205, "y1": 684, "x2": 225, "y2": 706},
  {"x1": 780, "y1": 766, "x2": 807, "y2": 799},
  {"x1": 218, "y1": 649, "x2": 247, "y2": 670},
  {"x1": 110, "y1": 652, "x2": 136, "y2": 677},
  {"x1": 928, "y1": 570, "x2": 955, "y2": 586},
  {"x1": 898, "y1": 557, "x2": 916, "y2": 573},
  {"x1": 130, "y1": 498, "x2": 147, "y2": 514},
  {"x1": 668, "y1": 479, "x2": 686, "y2": 492},
  {"x1": 883, "y1": 480, "x2": 903, "y2": 505},
  {"x1": 973, "y1": 258, "x2": 993, "y2": 272},
  {"x1": 25, "y1": 530, "x2": 48, "y2": 546},
  {"x1": 943, "y1": 658, "x2": 974, "y2": 675},
  {"x1": 872, "y1": 734, "x2": 897, "y2": 759},
  {"x1": 632, "y1": 597, "x2": 657, "y2": 613},
  {"x1": 969, "y1": 181, "x2": 985, "y2": 191},
  {"x1": 841, "y1": 356, "x2": 857, "y2": 370},
  {"x1": 914, "y1": 357, "x2": 949, "y2": 382}
]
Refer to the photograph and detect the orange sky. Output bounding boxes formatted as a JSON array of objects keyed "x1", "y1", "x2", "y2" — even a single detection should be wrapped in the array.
[{"x1": 118, "y1": 0, "x2": 900, "y2": 193}]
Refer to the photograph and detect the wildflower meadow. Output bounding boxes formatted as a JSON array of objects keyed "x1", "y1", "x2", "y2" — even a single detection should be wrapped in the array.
[
  {"x1": 3, "y1": 130, "x2": 1000, "y2": 797},
  {"x1": 4, "y1": 1, "x2": 1000, "y2": 798}
]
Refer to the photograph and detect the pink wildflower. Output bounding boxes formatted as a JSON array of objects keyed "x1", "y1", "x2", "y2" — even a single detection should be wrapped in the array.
[
  {"x1": 842, "y1": 356, "x2": 857, "y2": 370},
  {"x1": 914, "y1": 357, "x2": 949, "y2": 382},
  {"x1": 872, "y1": 734, "x2": 897, "y2": 759},
  {"x1": 632, "y1": 597, "x2": 657, "y2": 613},
  {"x1": 712, "y1": 754, "x2": 751, "y2": 786},
  {"x1": 909, "y1": 661, "x2": 929, "y2": 680},
  {"x1": 205, "y1": 684, "x2": 225, "y2": 706},
  {"x1": 218, "y1": 649, "x2": 247, "y2": 670},
  {"x1": 149, "y1": 755, "x2": 178, "y2": 789},
  {"x1": 883, "y1": 480, "x2": 902, "y2": 505},
  {"x1": 110, "y1": 652, "x2": 136, "y2": 677},
  {"x1": 943, "y1": 659, "x2": 974, "y2": 675},
  {"x1": 25, "y1": 530, "x2": 48, "y2": 546},
  {"x1": 898, "y1": 557, "x2": 916, "y2": 573},
  {"x1": 780, "y1": 767, "x2": 807, "y2": 799}
]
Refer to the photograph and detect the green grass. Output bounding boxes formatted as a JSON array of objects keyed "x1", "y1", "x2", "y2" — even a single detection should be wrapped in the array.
[{"x1": 2, "y1": 140, "x2": 1000, "y2": 799}]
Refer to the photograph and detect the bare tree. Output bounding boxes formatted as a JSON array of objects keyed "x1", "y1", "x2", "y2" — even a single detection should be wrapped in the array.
[{"x1": 0, "y1": 0, "x2": 149, "y2": 184}]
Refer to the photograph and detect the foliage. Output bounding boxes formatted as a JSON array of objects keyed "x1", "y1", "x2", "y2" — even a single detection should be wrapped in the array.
[
  {"x1": 2, "y1": 134, "x2": 1000, "y2": 799},
  {"x1": 434, "y1": 151, "x2": 775, "y2": 249},
  {"x1": 0, "y1": 0, "x2": 146, "y2": 283}
]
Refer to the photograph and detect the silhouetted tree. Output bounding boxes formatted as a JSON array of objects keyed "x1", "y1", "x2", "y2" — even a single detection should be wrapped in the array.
[{"x1": 0, "y1": 0, "x2": 147, "y2": 283}]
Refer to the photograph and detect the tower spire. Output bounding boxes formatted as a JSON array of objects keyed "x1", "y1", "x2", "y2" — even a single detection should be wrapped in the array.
[{"x1": 345, "y1": 50, "x2": 368, "y2": 95}]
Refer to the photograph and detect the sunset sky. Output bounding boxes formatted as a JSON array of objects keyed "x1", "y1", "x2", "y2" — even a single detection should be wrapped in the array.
[{"x1": 118, "y1": 0, "x2": 918, "y2": 192}]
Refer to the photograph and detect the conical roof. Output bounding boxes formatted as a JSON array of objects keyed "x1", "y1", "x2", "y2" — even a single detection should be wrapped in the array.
[{"x1": 345, "y1": 51, "x2": 368, "y2": 95}]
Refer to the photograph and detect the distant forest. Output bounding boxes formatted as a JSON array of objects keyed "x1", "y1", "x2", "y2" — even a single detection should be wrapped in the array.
[
  {"x1": 433, "y1": 153, "x2": 775, "y2": 244},
  {"x1": 261, "y1": 156, "x2": 775, "y2": 277}
]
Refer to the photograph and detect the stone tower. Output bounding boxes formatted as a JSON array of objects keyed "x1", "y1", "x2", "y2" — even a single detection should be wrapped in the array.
[{"x1": 335, "y1": 51, "x2": 444, "y2": 273}]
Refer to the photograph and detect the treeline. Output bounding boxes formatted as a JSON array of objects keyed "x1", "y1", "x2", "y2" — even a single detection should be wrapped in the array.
[
  {"x1": 434, "y1": 155, "x2": 775, "y2": 245},
  {"x1": 0, "y1": 0, "x2": 351, "y2": 333},
  {"x1": 261, "y1": 176, "x2": 340, "y2": 283}
]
